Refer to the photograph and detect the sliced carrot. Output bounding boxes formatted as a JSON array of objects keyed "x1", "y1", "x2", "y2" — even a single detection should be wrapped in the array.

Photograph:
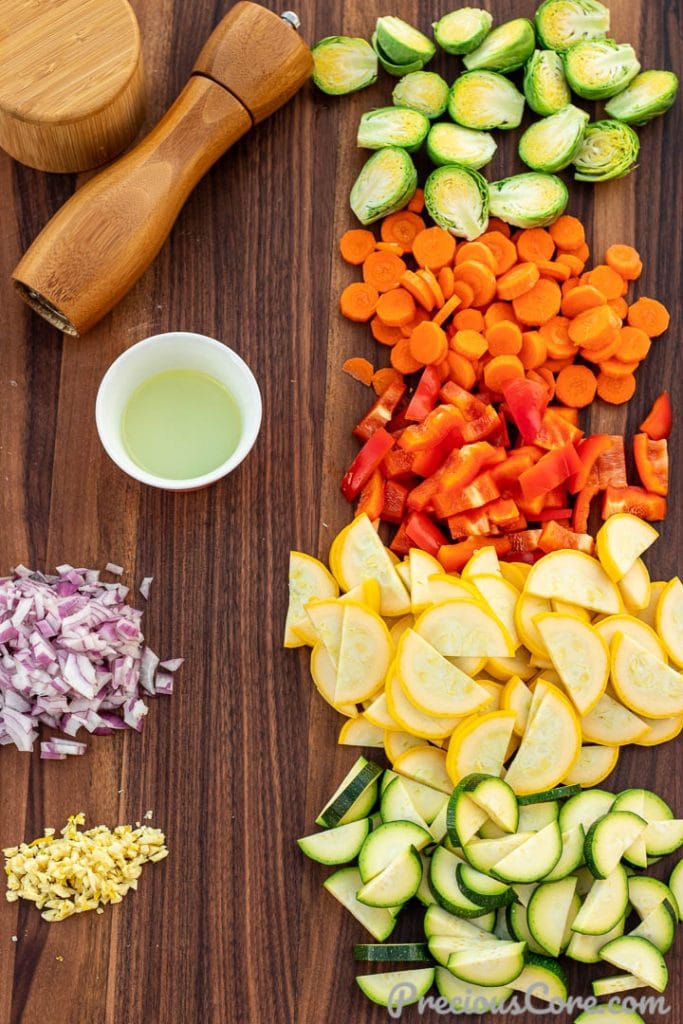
[
  {"x1": 447, "y1": 350, "x2": 477, "y2": 390},
  {"x1": 453, "y1": 260, "x2": 497, "y2": 307},
  {"x1": 556, "y1": 252, "x2": 585, "y2": 276},
  {"x1": 435, "y1": 358, "x2": 451, "y2": 384},
  {"x1": 478, "y1": 231, "x2": 518, "y2": 276},
  {"x1": 568, "y1": 242, "x2": 590, "y2": 264},
  {"x1": 512, "y1": 278, "x2": 562, "y2": 326},
  {"x1": 400, "y1": 270, "x2": 435, "y2": 312},
  {"x1": 552, "y1": 406, "x2": 580, "y2": 426},
  {"x1": 536, "y1": 260, "x2": 571, "y2": 283},
  {"x1": 519, "y1": 330, "x2": 547, "y2": 369},
  {"x1": 452, "y1": 329, "x2": 488, "y2": 360},
  {"x1": 627, "y1": 297, "x2": 671, "y2": 338},
  {"x1": 484, "y1": 355, "x2": 525, "y2": 392},
  {"x1": 587, "y1": 264, "x2": 625, "y2": 301},
  {"x1": 555, "y1": 364, "x2": 597, "y2": 408},
  {"x1": 376, "y1": 287, "x2": 416, "y2": 327},
  {"x1": 528, "y1": 366, "x2": 556, "y2": 400},
  {"x1": 340, "y1": 281, "x2": 379, "y2": 322},
  {"x1": 516, "y1": 228, "x2": 555, "y2": 264},
  {"x1": 375, "y1": 241, "x2": 405, "y2": 255},
  {"x1": 597, "y1": 371, "x2": 636, "y2": 404},
  {"x1": 340, "y1": 229, "x2": 376, "y2": 265},
  {"x1": 452, "y1": 281, "x2": 475, "y2": 309},
  {"x1": 605, "y1": 243, "x2": 642, "y2": 281},
  {"x1": 487, "y1": 217, "x2": 512, "y2": 238},
  {"x1": 608, "y1": 297, "x2": 629, "y2": 319},
  {"x1": 407, "y1": 188, "x2": 425, "y2": 214},
  {"x1": 579, "y1": 271, "x2": 592, "y2": 286},
  {"x1": 342, "y1": 357, "x2": 374, "y2": 386},
  {"x1": 486, "y1": 320, "x2": 523, "y2": 357},
  {"x1": 579, "y1": 333, "x2": 622, "y2": 364},
  {"x1": 391, "y1": 336, "x2": 423, "y2": 375},
  {"x1": 400, "y1": 307, "x2": 431, "y2": 337},
  {"x1": 544, "y1": 356, "x2": 575, "y2": 373},
  {"x1": 496, "y1": 262, "x2": 540, "y2": 301},
  {"x1": 362, "y1": 250, "x2": 407, "y2": 292},
  {"x1": 432, "y1": 293, "x2": 461, "y2": 328},
  {"x1": 412, "y1": 226, "x2": 456, "y2": 270},
  {"x1": 618, "y1": 326, "x2": 651, "y2": 362},
  {"x1": 438, "y1": 266, "x2": 454, "y2": 300},
  {"x1": 371, "y1": 367, "x2": 403, "y2": 396},
  {"x1": 410, "y1": 321, "x2": 448, "y2": 365},
  {"x1": 455, "y1": 241, "x2": 497, "y2": 272},
  {"x1": 539, "y1": 316, "x2": 575, "y2": 358},
  {"x1": 381, "y1": 211, "x2": 426, "y2": 254},
  {"x1": 561, "y1": 277, "x2": 581, "y2": 296},
  {"x1": 484, "y1": 301, "x2": 516, "y2": 329},
  {"x1": 560, "y1": 284, "x2": 607, "y2": 318},
  {"x1": 568, "y1": 304, "x2": 618, "y2": 349},
  {"x1": 549, "y1": 216, "x2": 585, "y2": 251},
  {"x1": 417, "y1": 268, "x2": 445, "y2": 308},
  {"x1": 370, "y1": 317, "x2": 404, "y2": 347},
  {"x1": 598, "y1": 357, "x2": 640, "y2": 378},
  {"x1": 454, "y1": 308, "x2": 485, "y2": 333}
]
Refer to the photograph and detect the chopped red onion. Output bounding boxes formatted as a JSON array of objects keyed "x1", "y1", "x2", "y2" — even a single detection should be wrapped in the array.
[
  {"x1": 139, "y1": 577, "x2": 153, "y2": 601},
  {"x1": 160, "y1": 658, "x2": 184, "y2": 672},
  {"x1": 105, "y1": 563, "x2": 124, "y2": 575}
]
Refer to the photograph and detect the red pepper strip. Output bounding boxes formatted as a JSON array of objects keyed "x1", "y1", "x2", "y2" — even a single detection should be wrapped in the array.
[
  {"x1": 341, "y1": 428, "x2": 394, "y2": 501},
  {"x1": 461, "y1": 405, "x2": 502, "y2": 443},
  {"x1": 519, "y1": 444, "x2": 582, "y2": 501},
  {"x1": 601, "y1": 486, "x2": 667, "y2": 522},
  {"x1": 537, "y1": 507, "x2": 572, "y2": 522},
  {"x1": 353, "y1": 380, "x2": 407, "y2": 442},
  {"x1": 405, "y1": 511, "x2": 449, "y2": 557},
  {"x1": 409, "y1": 441, "x2": 499, "y2": 513},
  {"x1": 489, "y1": 453, "x2": 534, "y2": 496},
  {"x1": 433, "y1": 471, "x2": 500, "y2": 519},
  {"x1": 448, "y1": 509, "x2": 494, "y2": 539},
  {"x1": 500, "y1": 515, "x2": 529, "y2": 533},
  {"x1": 572, "y1": 485, "x2": 599, "y2": 534},
  {"x1": 399, "y1": 404, "x2": 465, "y2": 452},
  {"x1": 539, "y1": 520, "x2": 594, "y2": 555},
  {"x1": 534, "y1": 408, "x2": 584, "y2": 451},
  {"x1": 505, "y1": 529, "x2": 542, "y2": 555},
  {"x1": 514, "y1": 445, "x2": 545, "y2": 463},
  {"x1": 501, "y1": 378, "x2": 549, "y2": 444},
  {"x1": 517, "y1": 493, "x2": 547, "y2": 519},
  {"x1": 568, "y1": 434, "x2": 613, "y2": 494},
  {"x1": 381, "y1": 479, "x2": 410, "y2": 524},
  {"x1": 543, "y1": 485, "x2": 569, "y2": 509},
  {"x1": 439, "y1": 381, "x2": 489, "y2": 420},
  {"x1": 486, "y1": 498, "x2": 521, "y2": 529},
  {"x1": 356, "y1": 469, "x2": 385, "y2": 521},
  {"x1": 553, "y1": 406, "x2": 580, "y2": 427},
  {"x1": 438, "y1": 536, "x2": 512, "y2": 573},
  {"x1": 633, "y1": 434, "x2": 669, "y2": 497},
  {"x1": 404, "y1": 366, "x2": 442, "y2": 422},
  {"x1": 382, "y1": 447, "x2": 415, "y2": 479},
  {"x1": 640, "y1": 392, "x2": 672, "y2": 441},
  {"x1": 411, "y1": 430, "x2": 460, "y2": 476},
  {"x1": 390, "y1": 519, "x2": 412, "y2": 556},
  {"x1": 496, "y1": 410, "x2": 511, "y2": 448},
  {"x1": 596, "y1": 437, "x2": 627, "y2": 489}
]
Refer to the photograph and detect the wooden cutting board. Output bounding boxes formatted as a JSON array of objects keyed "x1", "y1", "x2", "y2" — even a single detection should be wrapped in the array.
[{"x1": 0, "y1": 1, "x2": 680, "y2": 1022}]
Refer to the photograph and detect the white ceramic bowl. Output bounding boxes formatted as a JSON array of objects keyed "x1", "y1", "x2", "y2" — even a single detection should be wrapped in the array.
[{"x1": 96, "y1": 331, "x2": 262, "y2": 490}]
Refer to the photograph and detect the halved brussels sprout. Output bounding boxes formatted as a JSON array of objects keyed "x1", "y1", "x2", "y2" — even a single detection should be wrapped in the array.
[
  {"x1": 433, "y1": 8, "x2": 493, "y2": 55},
  {"x1": 463, "y1": 18, "x2": 535, "y2": 73},
  {"x1": 350, "y1": 147, "x2": 418, "y2": 225},
  {"x1": 518, "y1": 104, "x2": 589, "y2": 173},
  {"x1": 572, "y1": 120, "x2": 640, "y2": 182},
  {"x1": 375, "y1": 16, "x2": 435, "y2": 67},
  {"x1": 357, "y1": 107, "x2": 430, "y2": 152},
  {"x1": 605, "y1": 70, "x2": 680, "y2": 126},
  {"x1": 535, "y1": 0, "x2": 610, "y2": 52},
  {"x1": 311, "y1": 37, "x2": 378, "y2": 96},
  {"x1": 488, "y1": 173, "x2": 569, "y2": 228},
  {"x1": 524, "y1": 50, "x2": 572, "y2": 115},
  {"x1": 392, "y1": 72, "x2": 449, "y2": 119},
  {"x1": 448, "y1": 71, "x2": 525, "y2": 131},
  {"x1": 427, "y1": 123, "x2": 497, "y2": 170},
  {"x1": 564, "y1": 39, "x2": 641, "y2": 100},
  {"x1": 424, "y1": 165, "x2": 490, "y2": 241},
  {"x1": 371, "y1": 31, "x2": 427, "y2": 77}
]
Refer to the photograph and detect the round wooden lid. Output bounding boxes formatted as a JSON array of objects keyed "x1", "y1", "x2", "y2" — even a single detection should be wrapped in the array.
[{"x1": 0, "y1": 0, "x2": 145, "y2": 172}]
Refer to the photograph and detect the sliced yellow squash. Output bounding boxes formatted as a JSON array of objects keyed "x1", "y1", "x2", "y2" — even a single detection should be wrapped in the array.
[
  {"x1": 580, "y1": 692, "x2": 650, "y2": 745},
  {"x1": 384, "y1": 730, "x2": 426, "y2": 764},
  {"x1": 425, "y1": 573, "x2": 483, "y2": 605},
  {"x1": 395, "y1": 559, "x2": 412, "y2": 591},
  {"x1": 409, "y1": 549, "x2": 443, "y2": 614},
  {"x1": 656, "y1": 577, "x2": 683, "y2": 668},
  {"x1": 474, "y1": 679, "x2": 504, "y2": 715},
  {"x1": 363, "y1": 689, "x2": 400, "y2": 731},
  {"x1": 397, "y1": 629, "x2": 491, "y2": 717},
  {"x1": 284, "y1": 551, "x2": 339, "y2": 646},
  {"x1": 525, "y1": 550, "x2": 621, "y2": 614},
  {"x1": 306, "y1": 599, "x2": 344, "y2": 667},
  {"x1": 310, "y1": 643, "x2": 358, "y2": 718},
  {"x1": 486, "y1": 650, "x2": 535, "y2": 681},
  {"x1": 593, "y1": 614, "x2": 666, "y2": 661},
  {"x1": 393, "y1": 744, "x2": 452, "y2": 794},
  {"x1": 339, "y1": 578, "x2": 381, "y2": 612},
  {"x1": 611, "y1": 633, "x2": 683, "y2": 719},
  {"x1": 446, "y1": 711, "x2": 517, "y2": 785},
  {"x1": 500, "y1": 562, "x2": 529, "y2": 590},
  {"x1": 634, "y1": 713, "x2": 683, "y2": 747},
  {"x1": 501, "y1": 675, "x2": 532, "y2": 736},
  {"x1": 471, "y1": 574, "x2": 521, "y2": 650},
  {"x1": 618, "y1": 557, "x2": 651, "y2": 613},
  {"x1": 385, "y1": 671, "x2": 461, "y2": 740},
  {"x1": 338, "y1": 715, "x2": 385, "y2": 748},
  {"x1": 515, "y1": 592, "x2": 552, "y2": 659},
  {"x1": 637, "y1": 580, "x2": 668, "y2": 630},
  {"x1": 596, "y1": 513, "x2": 658, "y2": 583},
  {"x1": 335, "y1": 602, "x2": 392, "y2": 704},
  {"x1": 415, "y1": 600, "x2": 515, "y2": 658},
  {"x1": 333, "y1": 514, "x2": 411, "y2": 616},
  {"x1": 462, "y1": 545, "x2": 501, "y2": 579},
  {"x1": 504, "y1": 684, "x2": 581, "y2": 795},
  {"x1": 564, "y1": 744, "x2": 619, "y2": 787},
  {"x1": 551, "y1": 599, "x2": 592, "y2": 623},
  {"x1": 389, "y1": 614, "x2": 414, "y2": 646},
  {"x1": 534, "y1": 614, "x2": 609, "y2": 715}
]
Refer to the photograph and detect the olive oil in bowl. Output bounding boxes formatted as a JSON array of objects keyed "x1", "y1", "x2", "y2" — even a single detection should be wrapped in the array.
[{"x1": 122, "y1": 369, "x2": 241, "y2": 480}]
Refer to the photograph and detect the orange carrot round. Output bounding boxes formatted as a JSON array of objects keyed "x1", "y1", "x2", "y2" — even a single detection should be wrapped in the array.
[
  {"x1": 452, "y1": 329, "x2": 488, "y2": 360},
  {"x1": 412, "y1": 226, "x2": 456, "y2": 270},
  {"x1": 605, "y1": 243, "x2": 642, "y2": 281},
  {"x1": 598, "y1": 357, "x2": 640, "y2": 377},
  {"x1": 555, "y1": 364, "x2": 597, "y2": 408},
  {"x1": 568, "y1": 304, "x2": 618, "y2": 349},
  {"x1": 454, "y1": 308, "x2": 485, "y2": 333},
  {"x1": 407, "y1": 188, "x2": 425, "y2": 214},
  {"x1": 417, "y1": 268, "x2": 446, "y2": 308},
  {"x1": 375, "y1": 242, "x2": 405, "y2": 256},
  {"x1": 455, "y1": 242, "x2": 497, "y2": 272},
  {"x1": 496, "y1": 262, "x2": 540, "y2": 301},
  {"x1": 339, "y1": 229, "x2": 376, "y2": 265},
  {"x1": 447, "y1": 351, "x2": 477, "y2": 390},
  {"x1": 579, "y1": 333, "x2": 622, "y2": 363},
  {"x1": 400, "y1": 270, "x2": 435, "y2": 312},
  {"x1": 376, "y1": 287, "x2": 416, "y2": 327},
  {"x1": 539, "y1": 316, "x2": 575, "y2": 358},
  {"x1": 561, "y1": 277, "x2": 581, "y2": 296},
  {"x1": 438, "y1": 266, "x2": 455, "y2": 300},
  {"x1": 401, "y1": 307, "x2": 430, "y2": 337},
  {"x1": 391, "y1": 336, "x2": 423, "y2": 375},
  {"x1": 627, "y1": 297, "x2": 671, "y2": 338},
  {"x1": 483, "y1": 355, "x2": 525, "y2": 392},
  {"x1": 618, "y1": 326, "x2": 651, "y2": 362},
  {"x1": 484, "y1": 301, "x2": 516, "y2": 329},
  {"x1": 343, "y1": 357, "x2": 374, "y2": 386},
  {"x1": 536, "y1": 260, "x2": 571, "y2": 283},
  {"x1": 409, "y1": 321, "x2": 448, "y2": 365},
  {"x1": 381, "y1": 211, "x2": 426, "y2": 254},
  {"x1": 597, "y1": 371, "x2": 636, "y2": 405},
  {"x1": 370, "y1": 317, "x2": 404, "y2": 347},
  {"x1": 549, "y1": 215, "x2": 585, "y2": 251},
  {"x1": 486, "y1": 320, "x2": 523, "y2": 357},
  {"x1": 452, "y1": 281, "x2": 475, "y2": 309},
  {"x1": 544, "y1": 357, "x2": 575, "y2": 373},
  {"x1": 519, "y1": 330, "x2": 547, "y2": 369},
  {"x1": 453, "y1": 260, "x2": 497, "y2": 307},
  {"x1": 340, "y1": 282, "x2": 379, "y2": 322},
  {"x1": 608, "y1": 297, "x2": 629, "y2": 319},
  {"x1": 512, "y1": 278, "x2": 562, "y2": 327},
  {"x1": 487, "y1": 217, "x2": 512, "y2": 238},
  {"x1": 516, "y1": 228, "x2": 555, "y2": 264},
  {"x1": 362, "y1": 250, "x2": 407, "y2": 292},
  {"x1": 372, "y1": 367, "x2": 403, "y2": 395},
  {"x1": 433, "y1": 293, "x2": 462, "y2": 328},
  {"x1": 478, "y1": 231, "x2": 518, "y2": 276},
  {"x1": 561, "y1": 284, "x2": 607, "y2": 319},
  {"x1": 587, "y1": 265, "x2": 626, "y2": 302},
  {"x1": 556, "y1": 252, "x2": 585, "y2": 276},
  {"x1": 528, "y1": 366, "x2": 557, "y2": 400}
]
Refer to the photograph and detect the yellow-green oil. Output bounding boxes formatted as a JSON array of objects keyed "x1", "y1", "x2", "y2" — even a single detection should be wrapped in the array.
[{"x1": 122, "y1": 369, "x2": 241, "y2": 479}]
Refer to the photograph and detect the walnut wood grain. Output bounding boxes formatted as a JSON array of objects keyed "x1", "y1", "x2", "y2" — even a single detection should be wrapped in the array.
[{"x1": 0, "y1": 1, "x2": 681, "y2": 1022}]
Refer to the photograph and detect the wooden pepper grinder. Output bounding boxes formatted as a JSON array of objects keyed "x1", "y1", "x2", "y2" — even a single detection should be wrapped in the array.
[{"x1": 12, "y1": 3, "x2": 313, "y2": 336}]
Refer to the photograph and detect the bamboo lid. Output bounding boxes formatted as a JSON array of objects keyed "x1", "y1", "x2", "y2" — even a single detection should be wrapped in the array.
[{"x1": 0, "y1": 0, "x2": 145, "y2": 173}]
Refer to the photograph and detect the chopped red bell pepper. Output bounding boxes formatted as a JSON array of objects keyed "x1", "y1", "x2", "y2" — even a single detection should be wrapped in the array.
[
  {"x1": 539, "y1": 520, "x2": 594, "y2": 555},
  {"x1": 404, "y1": 366, "x2": 442, "y2": 422},
  {"x1": 405, "y1": 511, "x2": 449, "y2": 557},
  {"x1": 596, "y1": 437, "x2": 627, "y2": 489},
  {"x1": 381, "y1": 479, "x2": 410, "y2": 524},
  {"x1": 411, "y1": 431, "x2": 460, "y2": 476},
  {"x1": 438, "y1": 536, "x2": 512, "y2": 573},
  {"x1": 601, "y1": 486, "x2": 667, "y2": 522},
  {"x1": 490, "y1": 452, "x2": 535, "y2": 495},
  {"x1": 448, "y1": 509, "x2": 493, "y2": 539},
  {"x1": 410, "y1": 442, "x2": 499, "y2": 514},
  {"x1": 341, "y1": 428, "x2": 394, "y2": 501},
  {"x1": 353, "y1": 380, "x2": 406, "y2": 442},
  {"x1": 461, "y1": 405, "x2": 502, "y2": 443},
  {"x1": 505, "y1": 529, "x2": 542, "y2": 555},
  {"x1": 519, "y1": 444, "x2": 583, "y2": 501},
  {"x1": 633, "y1": 434, "x2": 669, "y2": 497},
  {"x1": 439, "y1": 381, "x2": 488, "y2": 420},
  {"x1": 568, "y1": 434, "x2": 613, "y2": 494},
  {"x1": 356, "y1": 469, "x2": 385, "y2": 521},
  {"x1": 537, "y1": 507, "x2": 572, "y2": 522},
  {"x1": 640, "y1": 392, "x2": 672, "y2": 441},
  {"x1": 433, "y1": 471, "x2": 501, "y2": 519},
  {"x1": 496, "y1": 410, "x2": 511, "y2": 448},
  {"x1": 534, "y1": 409, "x2": 584, "y2": 451},
  {"x1": 553, "y1": 406, "x2": 580, "y2": 427},
  {"x1": 390, "y1": 519, "x2": 412, "y2": 556},
  {"x1": 572, "y1": 485, "x2": 599, "y2": 534},
  {"x1": 486, "y1": 498, "x2": 522, "y2": 529},
  {"x1": 543, "y1": 485, "x2": 569, "y2": 509},
  {"x1": 382, "y1": 447, "x2": 415, "y2": 479},
  {"x1": 501, "y1": 378, "x2": 549, "y2": 443},
  {"x1": 399, "y1": 404, "x2": 465, "y2": 452},
  {"x1": 516, "y1": 493, "x2": 548, "y2": 519}
]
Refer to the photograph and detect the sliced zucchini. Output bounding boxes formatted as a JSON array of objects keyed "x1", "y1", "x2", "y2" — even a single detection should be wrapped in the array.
[
  {"x1": 644, "y1": 819, "x2": 683, "y2": 858},
  {"x1": 316, "y1": 757, "x2": 383, "y2": 827},
  {"x1": 592, "y1": 974, "x2": 648, "y2": 996},
  {"x1": 357, "y1": 107, "x2": 430, "y2": 152},
  {"x1": 400, "y1": 776, "x2": 449, "y2": 824},
  {"x1": 357, "y1": 846, "x2": 423, "y2": 907},
  {"x1": 380, "y1": 777, "x2": 431, "y2": 831},
  {"x1": 424, "y1": 903, "x2": 496, "y2": 939},
  {"x1": 584, "y1": 811, "x2": 647, "y2": 878},
  {"x1": 356, "y1": 967, "x2": 435, "y2": 1007},
  {"x1": 428, "y1": 933, "x2": 496, "y2": 967},
  {"x1": 566, "y1": 916, "x2": 625, "y2": 963},
  {"x1": 324, "y1": 866, "x2": 396, "y2": 941},
  {"x1": 629, "y1": 900, "x2": 677, "y2": 953},
  {"x1": 599, "y1": 935, "x2": 669, "y2": 992},
  {"x1": 464, "y1": 833, "x2": 534, "y2": 875},
  {"x1": 358, "y1": 820, "x2": 432, "y2": 882},
  {"x1": 575, "y1": 1008, "x2": 647, "y2": 1023},
  {"x1": 560, "y1": 788, "x2": 616, "y2": 833},
  {"x1": 508, "y1": 952, "x2": 569, "y2": 1002},
  {"x1": 457, "y1": 863, "x2": 515, "y2": 910},
  {"x1": 517, "y1": 801, "x2": 559, "y2": 832},
  {"x1": 628, "y1": 875, "x2": 679, "y2": 921},
  {"x1": 434, "y1": 966, "x2": 512, "y2": 1009},
  {"x1": 447, "y1": 782, "x2": 489, "y2": 847},
  {"x1": 543, "y1": 824, "x2": 586, "y2": 881},
  {"x1": 414, "y1": 851, "x2": 435, "y2": 907},
  {"x1": 297, "y1": 818, "x2": 371, "y2": 865},
  {"x1": 430, "y1": 846, "x2": 488, "y2": 918},
  {"x1": 518, "y1": 785, "x2": 581, "y2": 806},
  {"x1": 468, "y1": 776, "x2": 519, "y2": 833},
  {"x1": 668, "y1": 860, "x2": 683, "y2": 922},
  {"x1": 479, "y1": 820, "x2": 507, "y2": 840},
  {"x1": 429, "y1": 801, "x2": 448, "y2": 844},
  {"x1": 507, "y1": 901, "x2": 550, "y2": 955},
  {"x1": 527, "y1": 877, "x2": 578, "y2": 956},
  {"x1": 353, "y1": 942, "x2": 431, "y2": 962},
  {"x1": 448, "y1": 941, "x2": 526, "y2": 987},
  {"x1": 572, "y1": 865, "x2": 629, "y2": 935},
  {"x1": 511, "y1": 882, "x2": 537, "y2": 907},
  {"x1": 491, "y1": 821, "x2": 563, "y2": 883}
]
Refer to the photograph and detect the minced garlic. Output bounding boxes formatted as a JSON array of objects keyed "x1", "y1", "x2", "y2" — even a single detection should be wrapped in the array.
[{"x1": 3, "y1": 813, "x2": 168, "y2": 922}]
